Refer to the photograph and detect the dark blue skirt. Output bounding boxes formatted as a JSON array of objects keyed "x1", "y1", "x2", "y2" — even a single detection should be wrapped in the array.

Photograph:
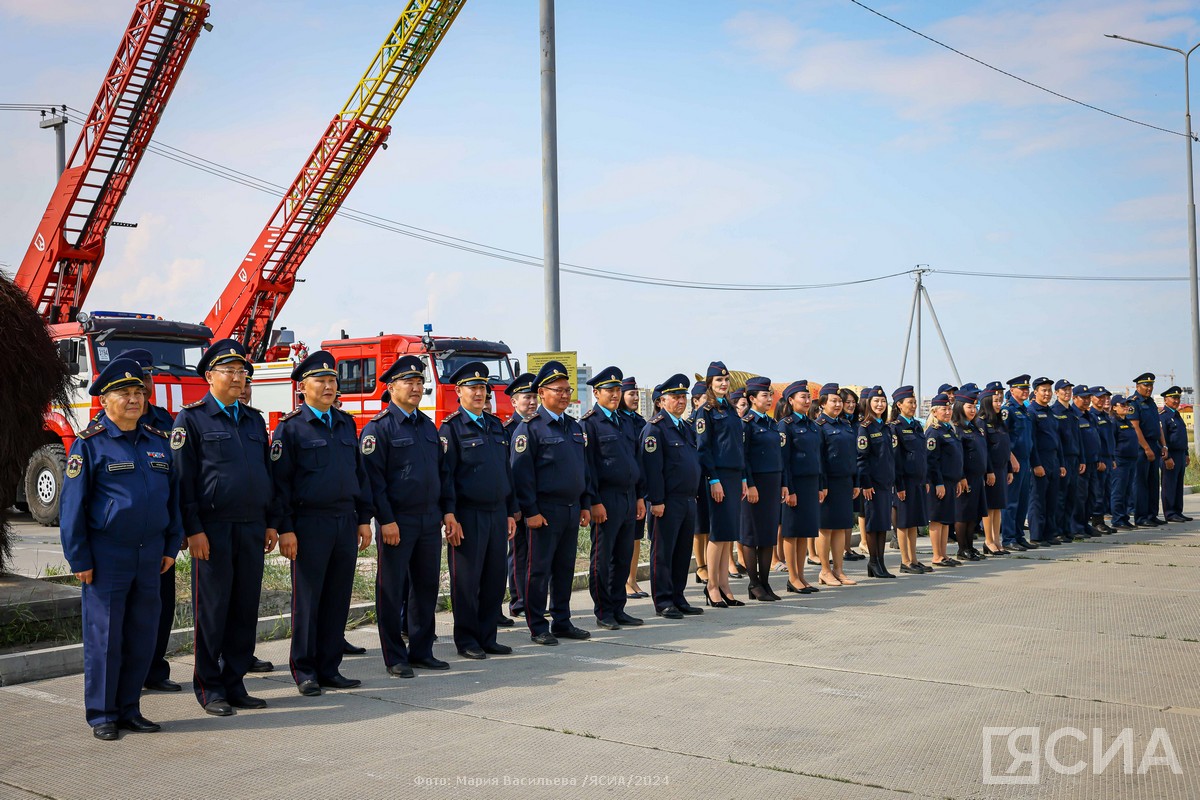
[
  {"x1": 957, "y1": 474, "x2": 986, "y2": 524},
  {"x1": 707, "y1": 468, "x2": 744, "y2": 542},
  {"x1": 782, "y1": 474, "x2": 820, "y2": 538},
  {"x1": 862, "y1": 487, "x2": 895, "y2": 532},
  {"x1": 894, "y1": 476, "x2": 928, "y2": 528},
  {"x1": 820, "y1": 475, "x2": 855, "y2": 530},
  {"x1": 927, "y1": 482, "x2": 957, "y2": 525},
  {"x1": 740, "y1": 472, "x2": 782, "y2": 546},
  {"x1": 984, "y1": 466, "x2": 1009, "y2": 510}
]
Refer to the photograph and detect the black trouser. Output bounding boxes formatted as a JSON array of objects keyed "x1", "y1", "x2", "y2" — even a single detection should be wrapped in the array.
[
  {"x1": 144, "y1": 561, "x2": 176, "y2": 685},
  {"x1": 1056, "y1": 462, "x2": 1080, "y2": 537},
  {"x1": 508, "y1": 518, "x2": 528, "y2": 615},
  {"x1": 290, "y1": 513, "x2": 357, "y2": 685},
  {"x1": 650, "y1": 495, "x2": 696, "y2": 612},
  {"x1": 1162, "y1": 449, "x2": 1188, "y2": 518},
  {"x1": 448, "y1": 506, "x2": 508, "y2": 652},
  {"x1": 524, "y1": 502, "x2": 580, "y2": 637},
  {"x1": 1071, "y1": 464, "x2": 1091, "y2": 534},
  {"x1": 192, "y1": 520, "x2": 264, "y2": 705},
  {"x1": 1135, "y1": 452, "x2": 1161, "y2": 524},
  {"x1": 376, "y1": 511, "x2": 441, "y2": 667},
  {"x1": 589, "y1": 486, "x2": 636, "y2": 622}
]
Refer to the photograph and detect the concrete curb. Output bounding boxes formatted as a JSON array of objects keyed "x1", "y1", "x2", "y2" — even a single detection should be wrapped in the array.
[{"x1": 0, "y1": 562, "x2": 664, "y2": 687}]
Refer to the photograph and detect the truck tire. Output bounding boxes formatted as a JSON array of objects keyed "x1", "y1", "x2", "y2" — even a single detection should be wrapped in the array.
[{"x1": 25, "y1": 444, "x2": 66, "y2": 527}]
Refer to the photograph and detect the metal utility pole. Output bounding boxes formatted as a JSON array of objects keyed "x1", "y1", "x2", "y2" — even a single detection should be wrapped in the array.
[
  {"x1": 40, "y1": 105, "x2": 68, "y2": 178},
  {"x1": 897, "y1": 267, "x2": 962, "y2": 410},
  {"x1": 1107, "y1": 34, "x2": 1200, "y2": 460},
  {"x1": 540, "y1": 0, "x2": 562, "y2": 351}
]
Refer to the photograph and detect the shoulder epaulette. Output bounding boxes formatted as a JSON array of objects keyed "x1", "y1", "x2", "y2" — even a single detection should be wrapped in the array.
[
  {"x1": 649, "y1": 412, "x2": 665, "y2": 424},
  {"x1": 142, "y1": 424, "x2": 169, "y2": 438},
  {"x1": 443, "y1": 409, "x2": 462, "y2": 422},
  {"x1": 741, "y1": 413, "x2": 754, "y2": 423},
  {"x1": 280, "y1": 407, "x2": 303, "y2": 422},
  {"x1": 78, "y1": 423, "x2": 104, "y2": 439},
  {"x1": 782, "y1": 415, "x2": 795, "y2": 425},
  {"x1": 817, "y1": 417, "x2": 827, "y2": 426},
  {"x1": 483, "y1": 410, "x2": 500, "y2": 419},
  {"x1": 526, "y1": 412, "x2": 541, "y2": 421},
  {"x1": 243, "y1": 404, "x2": 263, "y2": 414},
  {"x1": 371, "y1": 406, "x2": 390, "y2": 421},
  {"x1": 580, "y1": 408, "x2": 596, "y2": 419},
  {"x1": 182, "y1": 399, "x2": 205, "y2": 409}
]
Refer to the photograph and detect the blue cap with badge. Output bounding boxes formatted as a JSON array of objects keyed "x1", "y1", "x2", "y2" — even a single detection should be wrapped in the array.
[
  {"x1": 505, "y1": 372, "x2": 536, "y2": 396},
  {"x1": 1054, "y1": 379, "x2": 1073, "y2": 392},
  {"x1": 91, "y1": 357, "x2": 147, "y2": 397},
  {"x1": 291, "y1": 350, "x2": 338, "y2": 383},
  {"x1": 587, "y1": 366, "x2": 623, "y2": 389},
  {"x1": 446, "y1": 361, "x2": 489, "y2": 387},
  {"x1": 620, "y1": 376, "x2": 638, "y2": 392},
  {"x1": 197, "y1": 338, "x2": 251, "y2": 375},
  {"x1": 660, "y1": 374, "x2": 690, "y2": 395},
  {"x1": 892, "y1": 385, "x2": 914, "y2": 401},
  {"x1": 378, "y1": 355, "x2": 424, "y2": 384},
  {"x1": 691, "y1": 381, "x2": 707, "y2": 398},
  {"x1": 534, "y1": 360, "x2": 570, "y2": 388},
  {"x1": 783, "y1": 380, "x2": 809, "y2": 401},
  {"x1": 706, "y1": 361, "x2": 729, "y2": 379}
]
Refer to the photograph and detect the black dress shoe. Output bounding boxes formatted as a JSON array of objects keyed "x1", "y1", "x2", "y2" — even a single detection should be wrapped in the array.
[
  {"x1": 342, "y1": 642, "x2": 368, "y2": 656},
  {"x1": 899, "y1": 563, "x2": 923, "y2": 574},
  {"x1": 458, "y1": 647, "x2": 487, "y2": 660},
  {"x1": 204, "y1": 699, "x2": 235, "y2": 715},
  {"x1": 1166, "y1": 514, "x2": 1189, "y2": 523},
  {"x1": 228, "y1": 694, "x2": 267, "y2": 710},
  {"x1": 596, "y1": 617, "x2": 621, "y2": 630},
  {"x1": 143, "y1": 678, "x2": 182, "y2": 692},
  {"x1": 92, "y1": 722, "x2": 119, "y2": 741},
  {"x1": 410, "y1": 657, "x2": 450, "y2": 671},
  {"x1": 958, "y1": 550, "x2": 980, "y2": 562},
  {"x1": 614, "y1": 612, "x2": 644, "y2": 626},
  {"x1": 806, "y1": 557, "x2": 822, "y2": 566},
  {"x1": 531, "y1": 632, "x2": 559, "y2": 645},
  {"x1": 297, "y1": 680, "x2": 322, "y2": 697},
  {"x1": 553, "y1": 625, "x2": 591, "y2": 640},
  {"x1": 319, "y1": 674, "x2": 363, "y2": 689},
  {"x1": 497, "y1": 615, "x2": 515, "y2": 627},
  {"x1": 801, "y1": 585, "x2": 819, "y2": 593},
  {"x1": 1009, "y1": 541, "x2": 1029, "y2": 551},
  {"x1": 388, "y1": 663, "x2": 415, "y2": 678},
  {"x1": 247, "y1": 657, "x2": 274, "y2": 673},
  {"x1": 1179, "y1": 514, "x2": 1194, "y2": 522},
  {"x1": 843, "y1": 550, "x2": 866, "y2": 561},
  {"x1": 1113, "y1": 523, "x2": 1135, "y2": 531},
  {"x1": 656, "y1": 606, "x2": 683, "y2": 619},
  {"x1": 765, "y1": 587, "x2": 783, "y2": 601},
  {"x1": 118, "y1": 715, "x2": 161, "y2": 733},
  {"x1": 676, "y1": 604, "x2": 703, "y2": 615},
  {"x1": 482, "y1": 643, "x2": 513, "y2": 655},
  {"x1": 1023, "y1": 540, "x2": 1040, "y2": 549}
]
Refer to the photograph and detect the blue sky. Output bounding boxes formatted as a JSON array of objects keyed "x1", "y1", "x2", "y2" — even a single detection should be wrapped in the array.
[{"x1": 2, "y1": 0, "x2": 1200, "y2": 398}]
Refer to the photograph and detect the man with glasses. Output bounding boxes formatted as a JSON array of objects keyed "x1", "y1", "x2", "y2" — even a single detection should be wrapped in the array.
[
  {"x1": 171, "y1": 339, "x2": 276, "y2": 716},
  {"x1": 511, "y1": 361, "x2": 593, "y2": 645}
]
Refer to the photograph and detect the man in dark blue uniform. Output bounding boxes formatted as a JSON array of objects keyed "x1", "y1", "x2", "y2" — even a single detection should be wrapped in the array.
[
  {"x1": 1129, "y1": 373, "x2": 1168, "y2": 527},
  {"x1": 639, "y1": 374, "x2": 705, "y2": 620},
  {"x1": 1089, "y1": 387, "x2": 1116, "y2": 533},
  {"x1": 582, "y1": 366, "x2": 646, "y2": 631},
  {"x1": 439, "y1": 361, "x2": 519, "y2": 660},
  {"x1": 1159, "y1": 386, "x2": 1192, "y2": 522},
  {"x1": 1072, "y1": 386, "x2": 1103, "y2": 538},
  {"x1": 1051, "y1": 379, "x2": 1084, "y2": 541},
  {"x1": 271, "y1": 351, "x2": 373, "y2": 696},
  {"x1": 359, "y1": 355, "x2": 445, "y2": 677},
  {"x1": 172, "y1": 339, "x2": 275, "y2": 716},
  {"x1": 620, "y1": 376, "x2": 650, "y2": 598},
  {"x1": 511, "y1": 360, "x2": 593, "y2": 645},
  {"x1": 1109, "y1": 396, "x2": 1140, "y2": 529},
  {"x1": 61, "y1": 358, "x2": 183, "y2": 739},
  {"x1": 1002, "y1": 375, "x2": 1035, "y2": 550},
  {"x1": 503, "y1": 372, "x2": 537, "y2": 620},
  {"x1": 1028, "y1": 377, "x2": 1065, "y2": 545},
  {"x1": 94, "y1": 348, "x2": 181, "y2": 693}
]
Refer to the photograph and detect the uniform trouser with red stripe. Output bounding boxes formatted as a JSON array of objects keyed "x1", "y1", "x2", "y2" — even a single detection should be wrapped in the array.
[
  {"x1": 507, "y1": 518, "x2": 528, "y2": 615},
  {"x1": 448, "y1": 506, "x2": 508, "y2": 652},
  {"x1": 289, "y1": 513, "x2": 357, "y2": 685},
  {"x1": 651, "y1": 495, "x2": 696, "y2": 612},
  {"x1": 524, "y1": 502, "x2": 579, "y2": 637},
  {"x1": 191, "y1": 520, "x2": 264, "y2": 705},
  {"x1": 589, "y1": 487, "x2": 635, "y2": 622},
  {"x1": 375, "y1": 511, "x2": 441, "y2": 667}
]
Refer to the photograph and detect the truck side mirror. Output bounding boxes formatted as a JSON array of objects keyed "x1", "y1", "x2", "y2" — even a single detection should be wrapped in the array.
[{"x1": 57, "y1": 340, "x2": 81, "y2": 375}]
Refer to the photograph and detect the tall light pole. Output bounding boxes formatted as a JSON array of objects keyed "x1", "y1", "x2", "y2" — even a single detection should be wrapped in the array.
[
  {"x1": 1107, "y1": 34, "x2": 1200, "y2": 459},
  {"x1": 540, "y1": 0, "x2": 562, "y2": 351}
]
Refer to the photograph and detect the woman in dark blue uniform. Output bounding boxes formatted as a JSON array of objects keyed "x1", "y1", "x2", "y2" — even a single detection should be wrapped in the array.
[
  {"x1": 889, "y1": 386, "x2": 930, "y2": 574},
  {"x1": 817, "y1": 383, "x2": 859, "y2": 586},
  {"x1": 953, "y1": 387, "x2": 989, "y2": 561},
  {"x1": 694, "y1": 362, "x2": 746, "y2": 607},
  {"x1": 979, "y1": 384, "x2": 1015, "y2": 555},
  {"x1": 839, "y1": 387, "x2": 866, "y2": 563},
  {"x1": 926, "y1": 393, "x2": 965, "y2": 568},
  {"x1": 740, "y1": 377, "x2": 783, "y2": 600},
  {"x1": 778, "y1": 381, "x2": 822, "y2": 593},
  {"x1": 690, "y1": 382, "x2": 711, "y2": 585},
  {"x1": 856, "y1": 386, "x2": 897, "y2": 579},
  {"x1": 620, "y1": 378, "x2": 650, "y2": 598}
]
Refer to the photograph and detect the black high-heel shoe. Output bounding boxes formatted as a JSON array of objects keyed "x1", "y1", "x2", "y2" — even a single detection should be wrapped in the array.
[
  {"x1": 695, "y1": 573, "x2": 707, "y2": 585},
  {"x1": 719, "y1": 589, "x2": 745, "y2": 607},
  {"x1": 748, "y1": 585, "x2": 774, "y2": 601},
  {"x1": 704, "y1": 588, "x2": 728, "y2": 608}
]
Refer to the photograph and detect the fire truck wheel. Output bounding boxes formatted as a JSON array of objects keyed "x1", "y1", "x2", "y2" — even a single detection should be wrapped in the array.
[{"x1": 25, "y1": 443, "x2": 66, "y2": 527}]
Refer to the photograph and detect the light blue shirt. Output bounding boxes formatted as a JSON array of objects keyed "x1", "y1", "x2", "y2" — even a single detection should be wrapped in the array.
[
  {"x1": 463, "y1": 408, "x2": 484, "y2": 426},
  {"x1": 542, "y1": 406, "x2": 563, "y2": 423},
  {"x1": 213, "y1": 395, "x2": 239, "y2": 422},
  {"x1": 598, "y1": 405, "x2": 616, "y2": 421},
  {"x1": 665, "y1": 411, "x2": 682, "y2": 427},
  {"x1": 306, "y1": 403, "x2": 332, "y2": 425}
]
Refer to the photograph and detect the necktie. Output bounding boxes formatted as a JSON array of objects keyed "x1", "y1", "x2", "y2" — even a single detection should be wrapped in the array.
[
  {"x1": 225, "y1": 405, "x2": 237, "y2": 424},
  {"x1": 322, "y1": 412, "x2": 332, "y2": 429}
]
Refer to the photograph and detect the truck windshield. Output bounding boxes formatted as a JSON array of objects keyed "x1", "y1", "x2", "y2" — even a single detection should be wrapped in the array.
[
  {"x1": 93, "y1": 336, "x2": 206, "y2": 377},
  {"x1": 434, "y1": 353, "x2": 514, "y2": 385}
]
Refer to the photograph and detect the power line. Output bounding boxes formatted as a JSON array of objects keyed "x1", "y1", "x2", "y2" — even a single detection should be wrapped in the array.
[
  {"x1": 846, "y1": 0, "x2": 1191, "y2": 139},
  {"x1": 935, "y1": 268, "x2": 1186, "y2": 282}
]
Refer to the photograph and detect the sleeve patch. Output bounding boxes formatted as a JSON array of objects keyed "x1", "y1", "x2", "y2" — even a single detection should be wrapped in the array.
[
  {"x1": 169, "y1": 427, "x2": 187, "y2": 450},
  {"x1": 1001, "y1": 408, "x2": 1009, "y2": 421},
  {"x1": 270, "y1": 438, "x2": 283, "y2": 461},
  {"x1": 779, "y1": 432, "x2": 787, "y2": 447},
  {"x1": 926, "y1": 437, "x2": 937, "y2": 451},
  {"x1": 857, "y1": 435, "x2": 868, "y2": 451},
  {"x1": 440, "y1": 435, "x2": 449, "y2": 454},
  {"x1": 644, "y1": 435, "x2": 658, "y2": 453},
  {"x1": 65, "y1": 454, "x2": 83, "y2": 479},
  {"x1": 695, "y1": 418, "x2": 706, "y2": 435},
  {"x1": 514, "y1": 434, "x2": 528, "y2": 454},
  {"x1": 361, "y1": 434, "x2": 376, "y2": 455}
]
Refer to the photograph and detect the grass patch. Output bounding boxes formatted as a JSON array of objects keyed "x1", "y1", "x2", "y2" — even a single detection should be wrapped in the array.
[{"x1": 0, "y1": 604, "x2": 82, "y2": 650}]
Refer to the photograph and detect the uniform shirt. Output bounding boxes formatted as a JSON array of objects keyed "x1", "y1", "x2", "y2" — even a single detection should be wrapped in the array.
[
  {"x1": 856, "y1": 418, "x2": 897, "y2": 492},
  {"x1": 1028, "y1": 400, "x2": 1062, "y2": 472},
  {"x1": 511, "y1": 405, "x2": 590, "y2": 517},
  {"x1": 981, "y1": 415, "x2": 1012, "y2": 478},
  {"x1": 1076, "y1": 405, "x2": 1101, "y2": 465},
  {"x1": 360, "y1": 403, "x2": 441, "y2": 523},
  {"x1": 1161, "y1": 406, "x2": 1189, "y2": 452},
  {"x1": 693, "y1": 398, "x2": 745, "y2": 479},
  {"x1": 1093, "y1": 409, "x2": 1114, "y2": 464},
  {"x1": 582, "y1": 403, "x2": 643, "y2": 496},
  {"x1": 60, "y1": 421, "x2": 183, "y2": 572},
  {"x1": 171, "y1": 392, "x2": 273, "y2": 536},
  {"x1": 926, "y1": 422, "x2": 964, "y2": 487},
  {"x1": 957, "y1": 420, "x2": 988, "y2": 478},
  {"x1": 639, "y1": 410, "x2": 701, "y2": 503},
  {"x1": 742, "y1": 410, "x2": 784, "y2": 486},
  {"x1": 269, "y1": 404, "x2": 372, "y2": 532},
  {"x1": 1002, "y1": 396, "x2": 1033, "y2": 461},
  {"x1": 890, "y1": 415, "x2": 928, "y2": 483},
  {"x1": 817, "y1": 412, "x2": 858, "y2": 485},
  {"x1": 438, "y1": 408, "x2": 515, "y2": 515},
  {"x1": 1051, "y1": 400, "x2": 1081, "y2": 462},
  {"x1": 1113, "y1": 416, "x2": 1140, "y2": 460},
  {"x1": 1129, "y1": 391, "x2": 1162, "y2": 442},
  {"x1": 779, "y1": 411, "x2": 823, "y2": 492}
]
